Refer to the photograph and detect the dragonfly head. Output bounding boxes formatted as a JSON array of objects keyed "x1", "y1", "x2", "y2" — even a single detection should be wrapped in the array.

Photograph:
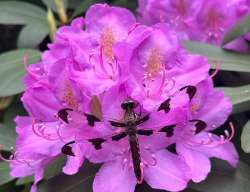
[{"x1": 121, "y1": 100, "x2": 136, "y2": 110}]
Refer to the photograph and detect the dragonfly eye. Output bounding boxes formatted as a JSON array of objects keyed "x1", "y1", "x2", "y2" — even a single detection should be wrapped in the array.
[{"x1": 121, "y1": 100, "x2": 136, "y2": 110}]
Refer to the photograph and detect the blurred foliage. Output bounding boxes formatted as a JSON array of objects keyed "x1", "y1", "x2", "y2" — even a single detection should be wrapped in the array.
[{"x1": 0, "y1": 0, "x2": 249, "y2": 192}]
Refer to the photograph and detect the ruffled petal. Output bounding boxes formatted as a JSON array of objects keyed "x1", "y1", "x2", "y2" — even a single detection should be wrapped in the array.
[
  {"x1": 176, "y1": 143, "x2": 211, "y2": 182},
  {"x1": 187, "y1": 79, "x2": 232, "y2": 132},
  {"x1": 15, "y1": 116, "x2": 64, "y2": 156},
  {"x1": 21, "y1": 86, "x2": 62, "y2": 122},
  {"x1": 93, "y1": 158, "x2": 137, "y2": 192},
  {"x1": 85, "y1": 3, "x2": 136, "y2": 41},
  {"x1": 63, "y1": 143, "x2": 85, "y2": 175},
  {"x1": 144, "y1": 150, "x2": 189, "y2": 192},
  {"x1": 189, "y1": 133, "x2": 239, "y2": 167}
]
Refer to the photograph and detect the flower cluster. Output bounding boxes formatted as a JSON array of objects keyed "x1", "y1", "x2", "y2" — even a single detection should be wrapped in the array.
[
  {"x1": 137, "y1": 0, "x2": 250, "y2": 52},
  {"x1": 1, "y1": 4, "x2": 238, "y2": 192}
]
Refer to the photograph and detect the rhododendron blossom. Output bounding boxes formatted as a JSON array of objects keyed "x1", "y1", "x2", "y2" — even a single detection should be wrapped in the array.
[
  {"x1": 137, "y1": 0, "x2": 250, "y2": 51},
  {"x1": 0, "y1": 3, "x2": 238, "y2": 192}
]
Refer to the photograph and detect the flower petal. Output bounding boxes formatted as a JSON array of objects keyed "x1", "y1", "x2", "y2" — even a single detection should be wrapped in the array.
[
  {"x1": 93, "y1": 158, "x2": 137, "y2": 192},
  {"x1": 21, "y1": 86, "x2": 62, "y2": 122},
  {"x1": 190, "y1": 133, "x2": 239, "y2": 167},
  {"x1": 176, "y1": 143, "x2": 211, "y2": 182},
  {"x1": 144, "y1": 150, "x2": 189, "y2": 192},
  {"x1": 63, "y1": 143, "x2": 85, "y2": 175}
]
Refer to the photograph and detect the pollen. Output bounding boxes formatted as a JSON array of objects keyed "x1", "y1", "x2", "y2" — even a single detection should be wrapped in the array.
[
  {"x1": 207, "y1": 9, "x2": 220, "y2": 29},
  {"x1": 101, "y1": 27, "x2": 116, "y2": 60},
  {"x1": 190, "y1": 97, "x2": 201, "y2": 112},
  {"x1": 190, "y1": 104, "x2": 199, "y2": 112},
  {"x1": 145, "y1": 48, "x2": 163, "y2": 78},
  {"x1": 63, "y1": 81, "x2": 78, "y2": 110},
  {"x1": 176, "y1": 0, "x2": 187, "y2": 16}
]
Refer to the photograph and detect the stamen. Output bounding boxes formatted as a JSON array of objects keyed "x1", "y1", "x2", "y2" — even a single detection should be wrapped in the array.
[
  {"x1": 63, "y1": 82, "x2": 78, "y2": 110},
  {"x1": 188, "y1": 122, "x2": 235, "y2": 147},
  {"x1": 145, "y1": 48, "x2": 163, "y2": 78},
  {"x1": 156, "y1": 70, "x2": 166, "y2": 96},
  {"x1": 31, "y1": 118, "x2": 59, "y2": 141},
  {"x1": 207, "y1": 9, "x2": 220, "y2": 29},
  {"x1": 150, "y1": 154, "x2": 157, "y2": 166},
  {"x1": 210, "y1": 61, "x2": 220, "y2": 78},
  {"x1": 0, "y1": 145, "x2": 32, "y2": 166},
  {"x1": 89, "y1": 54, "x2": 109, "y2": 80},
  {"x1": 56, "y1": 123, "x2": 68, "y2": 143},
  {"x1": 101, "y1": 27, "x2": 115, "y2": 61},
  {"x1": 122, "y1": 158, "x2": 128, "y2": 170},
  {"x1": 99, "y1": 46, "x2": 111, "y2": 78},
  {"x1": 128, "y1": 22, "x2": 140, "y2": 35},
  {"x1": 176, "y1": 0, "x2": 187, "y2": 16},
  {"x1": 23, "y1": 54, "x2": 40, "y2": 79}
]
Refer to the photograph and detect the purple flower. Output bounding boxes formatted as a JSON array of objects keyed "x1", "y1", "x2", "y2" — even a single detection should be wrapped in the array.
[
  {"x1": 122, "y1": 23, "x2": 209, "y2": 110},
  {"x1": 195, "y1": 0, "x2": 244, "y2": 44},
  {"x1": 137, "y1": 0, "x2": 202, "y2": 40},
  {"x1": 175, "y1": 79, "x2": 238, "y2": 182},
  {"x1": 70, "y1": 4, "x2": 136, "y2": 95},
  {"x1": 0, "y1": 3, "x2": 238, "y2": 192},
  {"x1": 137, "y1": 0, "x2": 250, "y2": 51},
  {"x1": 82, "y1": 84, "x2": 191, "y2": 192}
]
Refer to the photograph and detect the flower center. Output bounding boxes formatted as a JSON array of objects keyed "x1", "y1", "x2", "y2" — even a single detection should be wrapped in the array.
[
  {"x1": 63, "y1": 81, "x2": 78, "y2": 109},
  {"x1": 145, "y1": 48, "x2": 163, "y2": 79},
  {"x1": 207, "y1": 9, "x2": 220, "y2": 30},
  {"x1": 101, "y1": 27, "x2": 116, "y2": 61},
  {"x1": 176, "y1": 0, "x2": 187, "y2": 16}
]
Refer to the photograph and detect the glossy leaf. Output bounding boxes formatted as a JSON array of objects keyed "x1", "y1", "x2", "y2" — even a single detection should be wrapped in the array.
[
  {"x1": 183, "y1": 41, "x2": 250, "y2": 72},
  {"x1": 71, "y1": 0, "x2": 99, "y2": 18},
  {"x1": 3, "y1": 99, "x2": 26, "y2": 130},
  {"x1": 0, "y1": 1, "x2": 47, "y2": 25},
  {"x1": 1, "y1": 99, "x2": 26, "y2": 150},
  {"x1": 190, "y1": 160, "x2": 250, "y2": 192},
  {"x1": 17, "y1": 22, "x2": 48, "y2": 48},
  {"x1": 0, "y1": 162, "x2": 13, "y2": 185},
  {"x1": 223, "y1": 14, "x2": 250, "y2": 45},
  {"x1": 38, "y1": 162, "x2": 99, "y2": 192},
  {"x1": 0, "y1": 49, "x2": 41, "y2": 97},
  {"x1": 16, "y1": 176, "x2": 34, "y2": 186},
  {"x1": 44, "y1": 156, "x2": 67, "y2": 180},
  {"x1": 220, "y1": 85, "x2": 250, "y2": 114},
  {"x1": 0, "y1": 124, "x2": 16, "y2": 151},
  {"x1": 241, "y1": 120, "x2": 250, "y2": 153},
  {"x1": 68, "y1": 0, "x2": 82, "y2": 9}
]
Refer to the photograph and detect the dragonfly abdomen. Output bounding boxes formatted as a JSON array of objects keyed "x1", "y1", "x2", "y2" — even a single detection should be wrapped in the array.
[{"x1": 128, "y1": 130, "x2": 143, "y2": 184}]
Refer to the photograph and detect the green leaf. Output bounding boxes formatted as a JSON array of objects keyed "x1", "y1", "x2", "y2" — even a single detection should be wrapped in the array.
[
  {"x1": 0, "y1": 1, "x2": 47, "y2": 25},
  {"x1": 0, "y1": 49, "x2": 41, "y2": 97},
  {"x1": 41, "y1": 0, "x2": 68, "y2": 12},
  {"x1": 220, "y1": 85, "x2": 250, "y2": 114},
  {"x1": 223, "y1": 14, "x2": 250, "y2": 45},
  {"x1": 0, "y1": 181, "x2": 23, "y2": 192},
  {"x1": 190, "y1": 160, "x2": 250, "y2": 192},
  {"x1": 71, "y1": 0, "x2": 99, "y2": 18},
  {"x1": 68, "y1": 0, "x2": 82, "y2": 9},
  {"x1": 17, "y1": 22, "x2": 48, "y2": 48},
  {"x1": 3, "y1": 98, "x2": 26, "y2": 130},
  {"x1": 183, "y1": 41, "x2": 250, "y2": 72},
  {"x1": 241, "y1": 120, "x2": 250, "y2": 153},
  {"x1": 0, "y1": 162, "x2": 13, "y2": 185},
  {"x1": 44, "y1": 156, "x2": 67, "y2": 180},
  {"x1": 38, "y1": 162, "x2": 99, "y2": 192},
  {"x1": 0, "y1": 124, "x2": 16, "y2": 151},
  {"x1": 16, "y1": 176, "x2": 34, "y2": 186}
]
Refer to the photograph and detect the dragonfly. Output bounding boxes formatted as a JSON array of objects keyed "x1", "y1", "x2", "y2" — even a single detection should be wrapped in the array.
[{"x1": 58, "y1": 85, "x2": 207, "y2": 183}]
